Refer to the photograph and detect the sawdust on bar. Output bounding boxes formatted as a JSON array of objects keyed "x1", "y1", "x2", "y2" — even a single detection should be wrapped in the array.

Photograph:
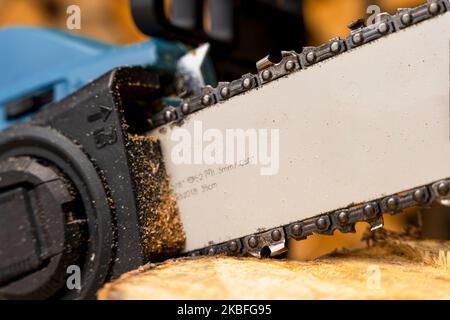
[{"x1": 126, "y1": 133, "x2": 186, "y2": 260}]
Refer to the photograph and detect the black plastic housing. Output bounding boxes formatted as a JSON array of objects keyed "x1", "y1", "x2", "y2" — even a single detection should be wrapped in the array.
[{"x1": 0, "y1": 67, "x2": 169, "y2": 299}]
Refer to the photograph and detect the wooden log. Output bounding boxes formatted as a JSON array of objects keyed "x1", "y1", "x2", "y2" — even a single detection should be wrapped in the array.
[{"x1": 99, "y1": 229, "x2": 450, "y2": 300}]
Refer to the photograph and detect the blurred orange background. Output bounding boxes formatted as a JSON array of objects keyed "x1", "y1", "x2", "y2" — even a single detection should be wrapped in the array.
[{"x1": 0, "y1": 0, "x2": 425, "y2": 45}]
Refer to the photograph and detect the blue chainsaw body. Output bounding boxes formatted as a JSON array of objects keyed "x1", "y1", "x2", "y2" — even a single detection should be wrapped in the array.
[{"x1": 0, "y1": 27, "x2": 190, "y2": 129}]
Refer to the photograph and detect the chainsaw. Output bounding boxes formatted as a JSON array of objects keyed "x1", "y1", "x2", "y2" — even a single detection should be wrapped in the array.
[
  {"x1": 0, "y1": 0, "x2": 449, "y2": 299},
  {"x1": 151, "y1": 0, "x2": 450, "y2": 258}
]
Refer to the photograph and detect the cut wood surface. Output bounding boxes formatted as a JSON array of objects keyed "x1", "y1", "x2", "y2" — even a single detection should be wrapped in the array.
[{"x1": 99, "y1": 230, "x2": 450, "y2": 299}]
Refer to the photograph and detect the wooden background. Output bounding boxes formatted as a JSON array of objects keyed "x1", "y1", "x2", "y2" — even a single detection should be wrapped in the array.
[{"x1": 99, "y1": 229, "x2": 450, "y2": 299}]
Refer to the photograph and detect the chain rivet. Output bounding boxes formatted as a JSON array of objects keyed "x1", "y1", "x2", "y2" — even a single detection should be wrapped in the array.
[
  {"x1": 291, "y1": 224, "x2": 302, "y2": 237},
  {"x1": 242, "y1": 77, "x2": 252, "y2": 89},
  {"x1": 164, "y1": 110, "x2": 175, "y2": 122},
  {"x1": 413, "y1": 189, "x2": 427, "y2": 204},
  {"x1": 386, "y1": 197, "x2": 399, "y2": 211},
  {"x1": 306, "y1": 51, "x2": 315, "y2": 63},
  {"x1": 248, "y1": 236, "x2": 258, "y2": 248},
  {"x1": 262, "y1": 69, "x2": 272, "y2": 80},
  {"x1": 285, "y1": 60, "x2": 295, "y2": 71},
  {"x1": 316, "y1": 217, "x2": 327, "y2": 229},
  {"x1": 378, "y1": 22, "x2": 388, "y2": 34},
  {"x1": 271, "y1": 229, "x2": 282, "y2": 241},
  {"x1": 437, "y1": 181, "x2": 450, "y2": 196},
  {"x1": 181, "y1": 103, "x2": 190, "y2": 114},
  {"x1": 352, "y1": 33, "x2": 363, "y2": 45},
  {"x1": 338, "y1": 211, "x2": 349, "y2": 224},
  {"x1": 228, "y1": 240, "x2": 238, "y2": 252},
  {"x1": 202, "y1": 94, "x2": 212, "y2": 106},
  {"x1": 220, "y1": 87, "x2": 230, "y2": 98},
  {"x1": 401, "y1": 13, "x2": 412, "y2": 25},
  {"x1": 429, "y1": 2, "x2": 439, "y2": 15},
  {"x1": 330, "y1": 41, "x2": 340, "y2": 53},
  {"x1": 363, "y1": 204, "x2": 376, "y2": 218}
]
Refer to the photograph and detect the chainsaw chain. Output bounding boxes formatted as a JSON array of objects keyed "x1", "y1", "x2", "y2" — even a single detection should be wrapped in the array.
[
  {"x1": 149, "y1": 0, "x2": 450, "y2": 130},
  {"x1": 150, "y1": 0, "x2": 450, "y2": 258},
  {"x1": 187, "y1": 178, "x2": 450, "y2": 258}
]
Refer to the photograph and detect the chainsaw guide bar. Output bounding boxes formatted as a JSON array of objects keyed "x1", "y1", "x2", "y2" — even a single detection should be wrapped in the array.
[{"x1": 148, "y1": 1, "x2": 450, "y2": 258}]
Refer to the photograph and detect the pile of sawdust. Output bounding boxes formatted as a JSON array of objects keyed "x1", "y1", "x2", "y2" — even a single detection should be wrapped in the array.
[{"x1": 361, "y1": 227, "x2": 450, "y2": 268}]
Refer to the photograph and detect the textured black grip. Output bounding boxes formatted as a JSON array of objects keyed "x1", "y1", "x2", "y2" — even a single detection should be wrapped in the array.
[
  {"x1": 130, "y1": 0, "x2": 167, "y2": 36},
  {"x1": 130, "y1": 0, "x2": 206, "y2": 45}
]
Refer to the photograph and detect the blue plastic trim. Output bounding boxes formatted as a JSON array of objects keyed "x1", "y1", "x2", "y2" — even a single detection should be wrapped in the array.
[{"x1": 0, "y1": 27, "x2": 190, "y2": 129}]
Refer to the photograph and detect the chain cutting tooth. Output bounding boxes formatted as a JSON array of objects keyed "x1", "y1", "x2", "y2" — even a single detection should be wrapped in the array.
[
  {"x1": 368, "y1": 215, "x2": 385, "y2": 231},
  {"x1": 347, "y1": 18, "x2": 366, "y2": 47},
  {"x1": 348, "y1": 18, "x2": 366, "y2": 31},
  {"x1": 243, "y1": 227, "x2": 287, "y2": 258},
  {"x1": 256, "y1": 55, "x2": 273, "y2": 72}
]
